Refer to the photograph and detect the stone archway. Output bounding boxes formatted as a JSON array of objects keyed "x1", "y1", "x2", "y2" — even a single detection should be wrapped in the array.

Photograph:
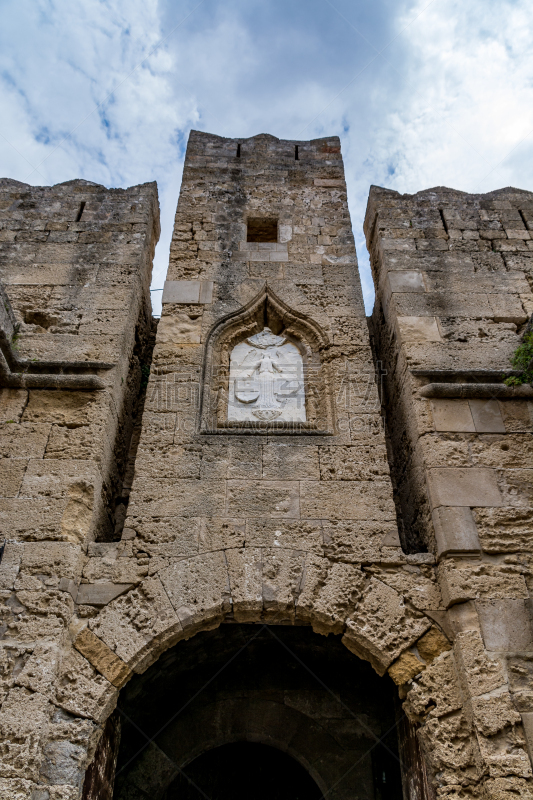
[
  {"x1": 109, "y1": 624, "x2": 404, "y2": 800},
  {"x1": 72, "y1": 544, "x2": 453, "y2": 799}
]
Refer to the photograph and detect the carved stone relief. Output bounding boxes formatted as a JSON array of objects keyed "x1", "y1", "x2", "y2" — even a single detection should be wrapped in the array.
[
  {"x1": 199, "y1": 287, "x2": 334, "y2": 433},
  {"x1": 228, "y1": 328, "x2": 306, "y2": 423}
]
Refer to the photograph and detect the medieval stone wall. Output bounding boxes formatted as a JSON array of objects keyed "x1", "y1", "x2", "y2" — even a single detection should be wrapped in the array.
[
  {"x1": 68, "y1": 133, "x2": 451, "y2": 800},
  {"x1": 0, "y1": 176, "x2": 159, "y2": 798},
  {"x1": 0, "y1": 138, "x2": 532, "y2": 800},
  {"x1": 366, "y1": 185, "x2": 533, "y2": 798}
]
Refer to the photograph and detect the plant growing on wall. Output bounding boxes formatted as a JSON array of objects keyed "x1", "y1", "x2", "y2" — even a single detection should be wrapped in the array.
[{"x1": 504, "y1": 331, "x2": 533, "y2": 385}]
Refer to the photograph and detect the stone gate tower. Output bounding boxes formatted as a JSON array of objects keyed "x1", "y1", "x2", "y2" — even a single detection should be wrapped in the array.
[{"x1": 0, "y1": 132, "x2": 532, "y2": 800}]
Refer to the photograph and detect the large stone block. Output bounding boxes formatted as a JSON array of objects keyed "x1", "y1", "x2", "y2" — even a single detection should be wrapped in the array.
[
  {"x1": 128, "y1": 479, "x2": 226, "y2": 518},
  {"x1": 418, "y1": 432, "x2": 471, "y2": 467},
  {"x1": 76, "y1": 583, "x2": 133, "y2": 607},
  {"x1": 226, "y1": 547, "x2": 262, "y2": 622},
  {"x1": 15, "y1": 641, "x2": 60, "y2": 698},
  {"x1": 0, "y1": 686, "x2": 51, "y2": 781},
  {"x1": 20, "y1": 459, "x2": 102, "y2": 499},
  {"x1": 471, "y1": 434, "x2": 533, "y2": 469},
  {"x1": 438, "y1": 560, "x2": 528, "y2": 606},
  {"x1": 468, "y1": 399, "x2": 506, "y2": 433},
  {"x1": 296, "y1": 554, "x2": 365, "y2": 633},
  {"x1": 201, "y1": 442, "x2": 262, "y2": 480},
  {"x1": 472, "y1": 687, "x2": 524, "y2": 735},
  {"x1": 477, "y1": 599, "x2": 533, "y2": 652},
  {"x1": 432, "y1": 506, "x2": 481, "y2": 557},
  {"x1": 499, "y1": 400, "x2": 533, "y2": 433},
  {"x1": 89, "y1": 578, "x2": 182, "y2": 670},
  {"x1": 454, "y1": 629, "x2": 506, "y2": 697},
  {"x1": 322, "y1": 519, "x2": 402, "y2": 563},
  {"x1": 497, "y1": 468, "x2": 533, "y2": 507},
  {"x1": 44, "y1": 423, "x2": 109, "y2": 462},
  {"x1": 162, "y1": 279, "x2": 213, "y2": 304},
  {"x1": 197, "y1": 517, "x2": 246, "y2": 552},
  {"x1": 417, "y1": 709, "x2": 474, "y2": 774},
  {"x1": 318, "y1": 444, "x2": 390, "y2": 480},
  {"x1": 39, "y1": 740, "x2": 88, "y2": 789},
  {"x1": 0, "y1": 390, "x2": 27, "y2": 423},
  {"x1": 262, "y1": 547, "x2": 306, "y2": 620},
  {"x1": 388, "y1": 270, "x2": 426, "y2": 293},
  {"x1": 0, "y1": 461, "x2": 27, "y2": 498},
  {"x1": 388, "y1": 651, "x2": 425, "y2": 684},
  {"x1": 430, "y1": 400, "x2": 476, "y2": 433},
  {"x1": 405, "y1": 651, "x2": 462, "y2": 720},
  {"x1": 246, "y1": 518, "x2": 322, "y2": 552},
  {"x1": 427, "y1": 468, "x2": 502, "y2": 509},
  {"x1": 156, "y1": 312, "x2": 203, "y2": 345},
  {"x1": 262, "y1": 444, "x2": 319, "y2": 480},
  {"x1": 0, "y1": 422, "x2": 51, "y2": 460},
  {"x1": 54, "y1": 645, "x2": 117, "y2": 722},
  {"x1": 22, "y1": 390, "x2": 101, "y2": 426},
  {"x1": 369, "y1": 564, "x2": 442, "y2": 612},
  {"x1": 159, "y1": 551, "x2": 230, "y2": 630},
  {"x1": 134, "y1": 446, "x2": 202, "y2": 480},
  {"x1": 74, "y1": 628, "x2": 131, "y2": 688},
  {"x1": 226, "y1": 480, "x2": 300, "y2": 519},
  {"x1": 300, "y1": 480, "x2": 395, "y2": 521},
  {"x1": 474, "y1": 507, "x2": 533, "y2": 553},
  {"x1": 342, "y1": 577, "x2": 431, "y2": 674},
  {"x1": 396, "y1": 316, "x2": 442, "y2": 342},
  {"x1": 19, "y1": 541, "x2": 83, "y2": 580}
]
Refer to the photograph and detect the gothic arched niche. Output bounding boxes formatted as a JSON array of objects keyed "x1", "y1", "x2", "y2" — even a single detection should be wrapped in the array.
[{"x1": 199, "y1": 286, "x2": 334, "y2": 433}]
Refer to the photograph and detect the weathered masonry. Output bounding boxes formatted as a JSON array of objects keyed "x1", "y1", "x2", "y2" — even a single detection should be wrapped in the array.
[{"x1": 0, "y1": 135, "x2": 532, "y2": 800}]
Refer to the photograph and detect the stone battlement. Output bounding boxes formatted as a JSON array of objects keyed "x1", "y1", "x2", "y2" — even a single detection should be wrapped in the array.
[{"x1": 0, "y1": 135, "x2": 531, "y2": 800}]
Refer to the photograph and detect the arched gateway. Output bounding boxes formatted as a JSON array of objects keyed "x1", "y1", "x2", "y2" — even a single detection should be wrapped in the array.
[
  {"x1": 0, "y1": 134, "x2": 531, "y2": 800},
  {"x1": 73, "y1": 131, "x2": 454, "y2": 799}
]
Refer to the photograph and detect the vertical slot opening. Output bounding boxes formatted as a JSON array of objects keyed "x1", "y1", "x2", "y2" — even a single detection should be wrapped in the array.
[
  {"x1": 519, "y1": 209, "x2": 529, "y2": 230},
  {"x1": 295, "y1": 145, "x2": 299, "y2": 160},
  {"x1": 76, "y1": 201, "x2": 86, "y2": 222},
  {"x1": 439, "y1": 208, "x2": 449, "y2": 234},
  {"x1": 236, "y1": 144, "x2": 241, "y2": 158}
]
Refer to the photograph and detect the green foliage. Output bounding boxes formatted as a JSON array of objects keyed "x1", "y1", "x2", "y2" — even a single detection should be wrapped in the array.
[{"x1": 504, "y1": 331, "x2": 533, "y2": 386}]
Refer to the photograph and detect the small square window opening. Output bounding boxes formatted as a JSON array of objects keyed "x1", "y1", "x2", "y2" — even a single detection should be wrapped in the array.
[{"x1": 247, "y1": 218, "x2": 278, "y2": 243}]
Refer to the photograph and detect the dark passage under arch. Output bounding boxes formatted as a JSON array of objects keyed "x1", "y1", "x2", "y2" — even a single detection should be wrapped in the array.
[
  {"x1": 109, "y1": 625, "x2": 403, "y2": 800},
  {"x1": 163, "y1": 741, "x2": 322, "y2": 800}
]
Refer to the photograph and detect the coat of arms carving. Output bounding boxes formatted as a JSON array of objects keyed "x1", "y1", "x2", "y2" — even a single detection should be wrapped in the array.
[{"x1": 227, "y1": 328, "x2": 306, "y2": 422}]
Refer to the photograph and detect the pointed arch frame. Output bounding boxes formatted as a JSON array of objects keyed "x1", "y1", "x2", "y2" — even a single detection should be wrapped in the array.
[{"x1": 198, "y1": 284, "x2": 335, "y2": 434}]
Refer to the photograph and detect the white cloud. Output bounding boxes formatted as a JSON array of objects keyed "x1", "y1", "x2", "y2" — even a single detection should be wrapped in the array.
[
  {"x1": 0, "y1": 0, "x2": 200, "y2": 307},
  {"x1": 336, "y1": 0, "x2": 533, "y2": 309},
  {"x1": 383, "y1": 0, "x2": 533, "y2": 194},
  {"x1": 1, "y1": 0, "x2": 532, "y2": 315}
]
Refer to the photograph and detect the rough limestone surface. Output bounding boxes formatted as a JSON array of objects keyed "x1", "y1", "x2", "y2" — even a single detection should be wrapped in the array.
[
  {"x1": 366, "y1": 183, "x2": 533, "y2": 796},
  {"x1": 0, "y1": 146, "x2": 532, "y2": 798},
  {"x1": 0, "y1": 177, "x2": 159, "y2": 797}
]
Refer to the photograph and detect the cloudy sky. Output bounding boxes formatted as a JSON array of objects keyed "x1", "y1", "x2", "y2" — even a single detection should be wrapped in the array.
[{"x1": 2, "y1": 0, "x2": 532, "y2": 313}]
